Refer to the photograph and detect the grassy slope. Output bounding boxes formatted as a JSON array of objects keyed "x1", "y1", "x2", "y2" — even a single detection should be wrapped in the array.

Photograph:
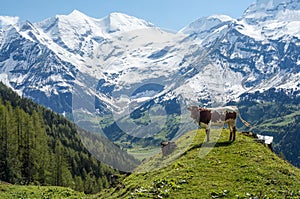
[
  {"x1": 237, "y1": 102, "x2": 300, "y2": 168},
  {"x1": 0, "y1": 182, "x2": 85, "y2": 199},
  {"x1": 1, "y1": 129, "x2": 300, "y2": 199},
  {"x1": 97, "y1": 129, "x2": 300, "y2": 198}
]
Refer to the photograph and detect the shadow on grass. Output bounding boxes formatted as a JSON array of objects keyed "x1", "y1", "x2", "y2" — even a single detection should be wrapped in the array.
[
  {"x1": 183, "y1": 141, "x2": 233, "y2": 155},
  {"x1": 215, "y1": 141, "x2": 233, "y2": 147}
]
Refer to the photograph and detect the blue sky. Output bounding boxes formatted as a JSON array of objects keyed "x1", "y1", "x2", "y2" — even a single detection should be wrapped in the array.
[{"x1": 1, "y1": 0, "x2": 255, "y2": 31}]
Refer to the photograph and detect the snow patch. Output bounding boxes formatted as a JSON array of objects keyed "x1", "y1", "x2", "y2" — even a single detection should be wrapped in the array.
[
  {"x1": 179, "y1": 15, "x2": 234, "y2": 35},
  {"x1": 102, "y1": 12, "x2": 155, "y2": 33},
  {"x1": 0, "y1": 16, "x2": 19, "y2": 27}
]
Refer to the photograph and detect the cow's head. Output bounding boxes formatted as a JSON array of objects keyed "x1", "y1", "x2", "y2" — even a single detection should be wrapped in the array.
[{"x1": 187, "y1": 105, "x2": 200, "y2": 121}]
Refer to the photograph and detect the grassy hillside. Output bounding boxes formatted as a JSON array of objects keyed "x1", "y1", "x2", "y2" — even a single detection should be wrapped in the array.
[
  {"x1": 0, "y1": 181, "x2": 85, "y2": 199},
  {"x1": 235, "y1": 98, "x2": 300, "y2": 168},
  {"x1": 96, "y1": 129, "x2": 300, "y2": 198},
  {"x1": 1, "y1": 129, "x2": 299, "y2": 198}
]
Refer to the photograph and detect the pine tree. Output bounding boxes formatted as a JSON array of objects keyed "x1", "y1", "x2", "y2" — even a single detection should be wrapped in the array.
[
  {"x1": 74, "y1": 175, "x2": 84, "y2": 192},
  {"x1": 54, "y1": 140, "x2": 63, "y2": 186},
  {"x1": 6, "y1": 102, "x2": 22, "y2": 183},
  {"x1": 84, "y1": 171, "x2": 97, "y2": 194},
  {"x1": 21, "y1": 112, "x2": 35, "y2": 184},
  {"x1": 0, "y1": 103, "x2": 9, "y2": 181},
  {"x1": 53, "y1": 140, "x2": 74, "y2": 187},
  {"x1": 31, "y1": 110, "x2": 50, "y2": 185}
]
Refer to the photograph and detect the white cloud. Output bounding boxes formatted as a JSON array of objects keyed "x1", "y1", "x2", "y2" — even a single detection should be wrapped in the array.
[{"x1": 0, "y1": 16, "x2": 19, "y2": 27}]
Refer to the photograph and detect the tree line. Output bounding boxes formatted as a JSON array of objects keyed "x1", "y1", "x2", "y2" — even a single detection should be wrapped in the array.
[{"x1": 0, "y1": 82, "x2": 117, "y2": 193}]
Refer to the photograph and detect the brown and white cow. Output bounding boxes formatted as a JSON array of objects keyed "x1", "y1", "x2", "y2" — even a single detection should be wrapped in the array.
[{"x1": 187, "y1": 106, "x2": 250, "y2": 142}]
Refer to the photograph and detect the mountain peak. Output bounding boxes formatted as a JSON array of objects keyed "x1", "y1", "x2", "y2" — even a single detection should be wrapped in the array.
[
  {"x1": 36, "y1": 9, "x2": 98, "y2": 32},
  {"x1": 256, "y1": 0, "x2": 296, "y2": 8},
  {"x1": 67, "y1": 9, "x2": 89, "y2": 18},
  {"x1": 102, "y1": 12, "x2": 155, "y2": 33},
  {"x1": 108, "y1": 12, "x2": 133, "y2": 19},
  {"x1": 252, "y1": 0, "x2": 300, "y2": 10},
  {"x1": 179, "y1": 14, "x2": 234, "y2": 36},
  {"x1": 56, "y1": 9, "x2": 95, "y2": 22},
  {"x1": 243, "y1": 0, "x2": 300, "y2": 23}
]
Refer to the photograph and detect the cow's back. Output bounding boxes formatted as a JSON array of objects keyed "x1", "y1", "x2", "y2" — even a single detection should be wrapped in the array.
[
  {"x1": 209, "y1": 106, "x2": 238, "y2": 126},
  {"x1": 210, "y1": 106, "x2": 238, "y2": 113}
]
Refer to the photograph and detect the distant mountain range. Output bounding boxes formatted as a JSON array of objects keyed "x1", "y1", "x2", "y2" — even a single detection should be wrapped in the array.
[{"x1": 0, "y1": 0, "x2": 300, "y2": 167}]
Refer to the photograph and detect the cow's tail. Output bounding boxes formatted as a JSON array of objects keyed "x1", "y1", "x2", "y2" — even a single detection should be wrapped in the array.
[{"x1": 237, "y1": 110, "x2": 251, "y2": 127}]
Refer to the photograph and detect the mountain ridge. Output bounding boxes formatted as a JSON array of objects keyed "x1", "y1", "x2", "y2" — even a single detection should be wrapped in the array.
[{"x1": 0, "y1": 0, "x2": 300, "y2": 169}]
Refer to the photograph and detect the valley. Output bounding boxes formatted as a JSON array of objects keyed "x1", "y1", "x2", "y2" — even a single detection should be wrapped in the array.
[{"x1": 0, "y1": 0, "x2": 300, "y2": 198}]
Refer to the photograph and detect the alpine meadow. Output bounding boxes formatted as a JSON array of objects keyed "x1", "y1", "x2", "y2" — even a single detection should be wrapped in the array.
[{"x1": 0, "y1": 0, "x2": 300, "y2": 198}]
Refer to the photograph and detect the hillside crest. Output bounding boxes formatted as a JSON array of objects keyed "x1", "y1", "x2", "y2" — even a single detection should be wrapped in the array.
[{"x1": 98, "y1": 129, "x2": 300, "y2": 198}]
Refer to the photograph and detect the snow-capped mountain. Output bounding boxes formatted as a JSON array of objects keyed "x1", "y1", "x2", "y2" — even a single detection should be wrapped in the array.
[
  {"x1": 0, "y1": 0, "x2": 300, "y2": 138},
  {"x1": 178, "y1": 0, "x2": 300, "y2": 99}
]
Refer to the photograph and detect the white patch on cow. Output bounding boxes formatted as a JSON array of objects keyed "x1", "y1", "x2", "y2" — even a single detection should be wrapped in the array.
[{"x1": 200, "y1": 122, "x2": 210, "y2": 129}]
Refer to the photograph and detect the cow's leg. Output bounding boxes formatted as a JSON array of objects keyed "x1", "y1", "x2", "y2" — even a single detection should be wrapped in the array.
[
  {"x1": 206, "y1": 128, "x2": 210, "y2": 142},
  {"x1": 232, "y1": 126, "x2": 236, "y2": 141},
  {"x1": 228, "y1": 121, "x2": 235, "y2": 141}
]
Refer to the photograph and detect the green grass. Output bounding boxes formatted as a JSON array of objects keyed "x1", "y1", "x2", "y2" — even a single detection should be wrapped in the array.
[
  {"x1": 1, "y1": 129, "x2": 300, "y2": 199},
  {"x1": 257, "y1": 110, "x2": 300, "y2": 129},
  {"x1": 128, "y1": 147, "x2": 161, "y2": 161},
  {"x1": 0, "y1": 182, "x2": 86, "y2": 199},
  {"x1": 96, "y1": 129, "x2": 300, "y2": 198}
]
